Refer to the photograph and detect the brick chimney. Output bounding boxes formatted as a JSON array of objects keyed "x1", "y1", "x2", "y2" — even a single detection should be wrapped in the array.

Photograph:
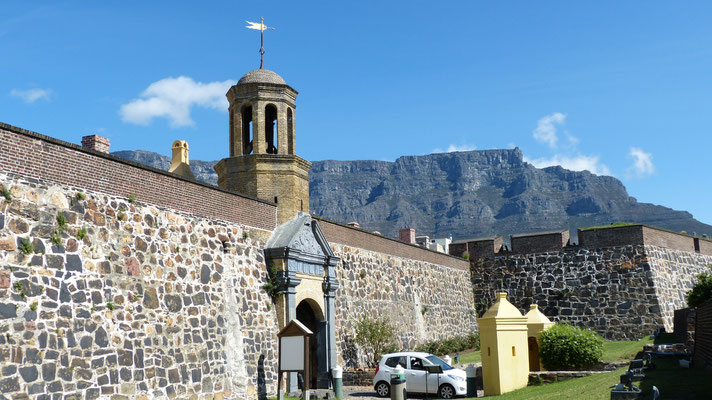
[
  {"x1": 399, "y1": 228, "x2": 416, "y2": 244},
  {"x1": 81, "y1": 135, "x2": 110, "y2": 153}
]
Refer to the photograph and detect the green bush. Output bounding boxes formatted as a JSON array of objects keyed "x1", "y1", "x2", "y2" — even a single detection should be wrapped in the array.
[
  {"x1": 415, "y1": 332, "x2": 480, "y2": 356},
  {"x1": 539, "y1": 324, "x2": 603, "y2": 370},
  {"x1": 355, "y1": 316, "x2": 396, "y2": 367},
  {"x1": 687, "y1": 271, "x2": 712, "y2": 308}
]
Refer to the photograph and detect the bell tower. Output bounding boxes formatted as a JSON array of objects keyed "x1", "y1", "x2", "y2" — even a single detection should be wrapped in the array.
[{"x1": 214, "y1": 68, "x2": 311, "y2": 224}]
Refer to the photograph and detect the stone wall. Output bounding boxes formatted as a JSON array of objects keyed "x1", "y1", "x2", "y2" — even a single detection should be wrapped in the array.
[
  {"x1": 0, "y1": 123, "x2": 481, "y2": 398},
  {"x1": 646, "y1": 245, "x2": 712, "y2": 330},
  {"x1": 471, "y1": 245, "x2": 712, "y2": 340},
  {"x1": 329, "y1": 242, "x2": 477, "y2": 369},
  {"x1": 694, "y1": 299, "x2": 712, "y2": 369},
  {"x1": 673, "y1": 308, "x2": 696, "y2": 351},
  {"x1": 0, "y1": 173, "x2": 278, "y2": 399}
]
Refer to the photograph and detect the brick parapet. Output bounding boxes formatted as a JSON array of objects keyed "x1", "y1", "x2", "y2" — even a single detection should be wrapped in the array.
[
  {"x1": 0, "y1": 122, "x2": 277, "y2": 231},
  {"x1": 314, "y1": 216, "x2": 470, "y2": 271},
  {"x1": 510, "y1": 230, "x2": 569, "y2": 254},
  {"x1": 450, "y1": 237, "x2": 502, "y2": 259}
]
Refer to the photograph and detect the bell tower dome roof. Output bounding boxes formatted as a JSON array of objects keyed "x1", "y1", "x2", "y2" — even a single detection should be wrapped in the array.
[{"x1": 237, "y1": 68, "x2": 286, "y2": 85}]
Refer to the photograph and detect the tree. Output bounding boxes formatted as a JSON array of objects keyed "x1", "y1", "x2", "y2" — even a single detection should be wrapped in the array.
[
  {"x1": 687, "y1": 271, "x2": 712, "y2": 308},
  {"x1": 355, "y1": 315, "x2": 396, "y2": 367}
]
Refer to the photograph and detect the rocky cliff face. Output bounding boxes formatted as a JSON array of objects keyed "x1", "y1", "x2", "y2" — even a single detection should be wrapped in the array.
[{"x1": 113, "y1": 149, "x2": 712, "y2": 240}]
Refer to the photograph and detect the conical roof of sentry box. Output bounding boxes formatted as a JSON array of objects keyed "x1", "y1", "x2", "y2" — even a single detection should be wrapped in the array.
[
  {"x1": 525, "y1": 304, "x2": 553, "y2": 324},
  {"x1": 479, "y1": 292, "x2": 525, "y2": 319}
]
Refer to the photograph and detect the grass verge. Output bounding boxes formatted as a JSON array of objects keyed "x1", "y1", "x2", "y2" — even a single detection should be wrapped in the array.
[{"x1": 453, "y1": 338, "x2": 653, "y2": 367}]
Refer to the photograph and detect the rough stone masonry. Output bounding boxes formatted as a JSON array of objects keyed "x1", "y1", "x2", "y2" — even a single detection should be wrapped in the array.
[{"x1": 0, "y1": 122, "x2": 476, "y2": 399}]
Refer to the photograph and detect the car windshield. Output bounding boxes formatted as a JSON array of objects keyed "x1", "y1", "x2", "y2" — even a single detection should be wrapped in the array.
[{"x1": 425, "y1": 355, "x2": 453, "y2": 371}]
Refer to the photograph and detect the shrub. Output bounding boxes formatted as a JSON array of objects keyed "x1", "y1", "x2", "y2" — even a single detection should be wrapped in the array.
[
  {"x1": 415, "y1": 332, "x2": 480, "y2": 356},
  {"x1": 355, "y1": 316, "x2": 396, "y2": 367},
  {"x1": 50, "y1": 230, "x2": 62, "y2": 246},
  {"x1": 262, "y1": 265, "x2": 281, "y2": 301},
  {"x1": 462, "y1": 251, "x2": 470, "y2": 260},
  {"x1": 539, "y1": 324, "x2": 603, "y2": 370},
  {"x1": 56, "y1": 213, "x2": 67, "y2": 231},
  {"x1": 75, "y1": 191, "x2": 86, "y2": 201},
  {"x1": 1, "y1": 187, "x2": 11, "y2": 202},
  {"x1": 687, "y1": 271, "x2": 712, "y2": 308},
  {"x1": 127, "y1": 194, "x2": 136, "y2": 204},
  {"x1": 76, "y1": 226, "x2": 88, "y2": 240},
  {"x1": 19, "y1": 239, "x2": 34, "y2": 255}
]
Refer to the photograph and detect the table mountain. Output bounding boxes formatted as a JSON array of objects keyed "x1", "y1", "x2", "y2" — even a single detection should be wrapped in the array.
[{"x1": 113, "y1": 148, "x2": 712, "y2": 241}]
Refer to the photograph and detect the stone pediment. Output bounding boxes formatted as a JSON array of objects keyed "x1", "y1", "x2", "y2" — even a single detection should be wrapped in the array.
[{"x1": 265, "y1": 213, "x2": 335, "y2": 262}]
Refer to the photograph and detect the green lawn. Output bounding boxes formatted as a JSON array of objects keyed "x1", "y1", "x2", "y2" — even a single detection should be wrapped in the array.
[
  {"x1": 601, "y1": 337, "x2": 653, "y2": 362},
  {"x1": 452, "y1": 337, "x2": 653, "y2": 368},
  {"x1": 468, "y1": 367, "x2": 631, "y2": 400}
]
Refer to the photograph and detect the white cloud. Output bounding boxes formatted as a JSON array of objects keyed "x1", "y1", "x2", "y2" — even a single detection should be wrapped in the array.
[
  {"x1": 432, "y1": 144, "x2": 477, "y2": 154},
  {"x1": 120, "y1": 76, "x2": 233, "y2": 127},
  {"x1": 525, "y1": 154, "x2": 612, "y2": 176},
  {"x1": 627, "y1": 147, "x2": 654, "y2": 178},
  {"x1": 533, "y1": 112, "x2": 566, "y2": 148},
  {"x1": 10, "y1": 88, "x2": 52, "y2": 103}
]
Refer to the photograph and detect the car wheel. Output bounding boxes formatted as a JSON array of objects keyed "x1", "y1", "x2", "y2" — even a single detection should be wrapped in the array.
[
  {"x1": 438, "y1": 383, "x2": 456, "y2": 399},
  {"x1": 375, "y1": 381, "x2": 390, "y2": 397}
]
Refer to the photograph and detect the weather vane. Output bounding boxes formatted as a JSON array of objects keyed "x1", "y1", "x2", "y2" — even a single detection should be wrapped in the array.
[{"x1": 246, "y1": 17, "x2": 275, "y2": 69}]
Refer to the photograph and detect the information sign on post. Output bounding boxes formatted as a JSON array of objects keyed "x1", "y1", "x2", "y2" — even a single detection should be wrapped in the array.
[{"x1": 277, "y1": 320, "x2": 314, "y2": 399}]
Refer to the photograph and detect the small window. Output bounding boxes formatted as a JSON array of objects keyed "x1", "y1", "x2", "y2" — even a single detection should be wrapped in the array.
[
  {"x1": 487, "y1": 347, "x2": 491, "y2": 357},
  {"x1": 512, "y1": 346, "x2": 516, "y2": 356},
  {"x1": 409, "y1": 357, "x2": 426, "y2": 371},
  {"x1": 385, "y1": 356, "x2": 407, "y2": 368}
]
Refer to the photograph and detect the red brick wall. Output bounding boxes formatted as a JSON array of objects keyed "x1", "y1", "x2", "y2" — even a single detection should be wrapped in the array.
[
  {"x1": 450, "y1": 237, "x2": 503, "y2": 259},
  {"x1": 511, "y1": 230, "x2": 569, "y2": 254},
  {"x1": 578, "y1": 225, "x2": 700, "y2": 253},
  {"x1": 578, "y1": 225, "x2": 646, "y2": 248},
  {"x1": 695, "y1": 238, "x2": 712, "y2": 256},
  {"x1": 0, "y1": 123, "x2": 277, "y2": 230},
  {"x1": 694, "y1": 299, "x2": 712, "y2": 368},
  {"x1": 315, "y1": 216, "x2": 470, "y2": 271},
  {"x1": 642, "y1": 226, "x2": 696, "y2": 253}
]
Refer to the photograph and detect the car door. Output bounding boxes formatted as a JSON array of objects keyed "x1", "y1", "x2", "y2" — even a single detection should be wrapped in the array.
[{"x1": 407, "y1": 356, "x2": 427, "y2": 393}]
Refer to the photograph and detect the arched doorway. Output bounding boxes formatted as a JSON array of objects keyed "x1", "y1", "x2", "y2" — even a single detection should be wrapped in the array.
[{"x1": 296, "y1": 299, "x2": 325, "y2": 389}]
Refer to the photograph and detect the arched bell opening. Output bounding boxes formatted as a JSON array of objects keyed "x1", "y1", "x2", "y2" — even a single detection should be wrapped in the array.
[
  {"x1": 287, "y1": 107, "x2": 294, "y2": 155},
  {"x1": 296, "y1": 299, "x2": 325, "y2": 389},
  {"x1": 241, "y1": 105, "x2": 254, "y2": 155},
  {"x1": 265, "y1": 104, "x2": 278, "y2": 154}
]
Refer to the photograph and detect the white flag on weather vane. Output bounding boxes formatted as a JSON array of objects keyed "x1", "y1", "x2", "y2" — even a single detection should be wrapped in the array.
[{"x1": 245, "y1": 19, "x2": 274, "y2": 31}]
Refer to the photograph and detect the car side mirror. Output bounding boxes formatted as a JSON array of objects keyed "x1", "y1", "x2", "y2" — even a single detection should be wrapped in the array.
[{"x1": 424, "y1": 365, "x2": 443, "y2": 374}]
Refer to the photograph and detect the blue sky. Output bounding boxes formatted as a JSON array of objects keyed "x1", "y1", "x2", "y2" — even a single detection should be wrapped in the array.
[{"x1": 2, "y1": 1, "x2": 711, "y2": 225}]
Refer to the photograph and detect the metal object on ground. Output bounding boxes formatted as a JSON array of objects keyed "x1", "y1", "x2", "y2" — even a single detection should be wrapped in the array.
[
  {"x1": 332, "y1": 365, "x2": 343, "y2": 399},
  {"x1": 466, "y1": 364, "x2": 478, "y2": 397},
  {"x1": 390, "y1": 365, "x2": 406, "y2": 400}
]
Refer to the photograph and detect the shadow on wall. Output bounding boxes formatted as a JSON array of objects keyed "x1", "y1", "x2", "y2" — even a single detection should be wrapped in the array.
[
  {"x1": 258, "y1": 354, "x2": 267, "y2": 400},
  {"x1": 341, "y1": 336, "x2": 359, "y2": 369}
]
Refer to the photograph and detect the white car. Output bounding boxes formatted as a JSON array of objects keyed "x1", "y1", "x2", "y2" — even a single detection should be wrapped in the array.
[{"x1": 372, "y1": 352, "x2": 467, "y2": 398}]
